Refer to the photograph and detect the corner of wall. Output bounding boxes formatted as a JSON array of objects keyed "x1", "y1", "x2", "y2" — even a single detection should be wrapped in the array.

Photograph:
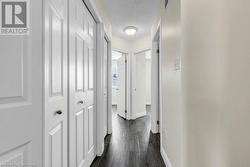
[
  {"x1": 161, "y1": 147, "x2": 173, "y2": 167},
  {"x1": 161, "y1": 148, "x2": 173, "y2": 167}
]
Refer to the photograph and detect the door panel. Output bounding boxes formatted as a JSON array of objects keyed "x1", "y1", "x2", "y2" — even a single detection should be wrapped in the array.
[
  {"x1": 49, "y1": 123, "x2": 63, "y2": 167},
  {"x1": 69, "y1": 0, "x2": 96, "y2": 166},
  {"x1": 76, "y1": 110, "x2": 86, "y2": 167},
  {"x1": 50, "y1": 9, "x2": 63, "y2": 95},
  {"x1": 133, "y1": 52, "x2": 147, "y2": 118},
  {"x1": 117, "y1": 56, "x2": 126, "y2": 118},
  {"x1": 44, "y1": 0, "x2": 68, "y2": 165},
  {"x1": 0, "y1": 0, "x2": 43, "y2": 164},
  {"x1": 88, "y1": 48, "x2": 94, "y2": 90},
  {"x1": 76, "y1": 35, "x2": 85, "y2": 91},
  {"x1": 0, "y1": 142, "x2": 31, "y2": 166},
  {"x1": 88, "y1": 106, "x2": 94, "y2": 151}
]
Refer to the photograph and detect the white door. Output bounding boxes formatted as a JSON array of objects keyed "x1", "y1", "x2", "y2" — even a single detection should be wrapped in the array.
[
  {"x1": 68, "y1": 0, "x2": 96, "y2": 166},
  {"x1": 117, "y1": 55, "x2": 126, "y2": 119},
  {"x1": 103, "y1": 38, "x2": 108, "y2": 135},
  {"x1": 44, "y1": 0, "x2": 68, "y2": 166},
  {"x1": 133, "y1": 52, "x2": 147, "y2": 118},
  {"x1": 0, "y1": 4, "x2": 43, "y2": 165}
]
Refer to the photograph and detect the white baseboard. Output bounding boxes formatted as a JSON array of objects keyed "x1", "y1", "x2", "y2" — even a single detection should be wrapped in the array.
[
  {"x1": 151, "y1": 124, "x2": 159, "y2": 134},
  {"x1": 135, "y1": 111, "x2": 146, "y2": 119},
  {"x1": 161, "y1": 147, "x2": 173, "y2": 167}
]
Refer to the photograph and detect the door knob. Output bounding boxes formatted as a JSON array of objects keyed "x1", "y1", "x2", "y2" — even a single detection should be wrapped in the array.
[
  {"x1": 78, "y1": 100, "x2": 84, "y2": 104},
  {"x1": 55, "y1": 110, "x2": 62, "y2": 115}
]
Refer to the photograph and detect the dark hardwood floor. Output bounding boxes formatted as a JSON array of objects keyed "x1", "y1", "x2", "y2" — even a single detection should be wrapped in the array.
[{"x1": 91, "y1": 106, "x2": 165, "y2": 167}]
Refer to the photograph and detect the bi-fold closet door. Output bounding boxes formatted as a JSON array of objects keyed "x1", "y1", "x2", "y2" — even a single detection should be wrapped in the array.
[
  {"x1": 68, "y1": 0, "x2": 96, "y2": 166},
  {"x1": 0, "y1": 0, "x2": 43, "y2": 166},
  {"x1": 0, "y1": 0, "x2": 96, "y2": 166},
  {"x1": 44, "y1": 0, "x2": 96, "y2": 166},
  {"x1": 44, "y1": 0, "x2": 68, "y2": 165}
]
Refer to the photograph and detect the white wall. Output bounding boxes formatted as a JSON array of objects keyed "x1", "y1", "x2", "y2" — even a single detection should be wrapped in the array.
[
  {"x1": 155, "y1": 0, "x2": 250, "y2": 166},
  {"x1": 156, "y1": 0, "x2": 183, "y2": 167},
  {"x1": 112, "y1": 36, "x2": 132, "y2": 52},
  {"x1": 182, "y1": 0, "x2": 250, "y2": 167},
  {"x1": 91, "y1": 0, "x2": 112, "y2": 37},
  {"x1": 131, "y1": 34, "x2": 152, "y2": 52},
  {"x1": 145, "y1": 57, "x2": 151, "y2": 105}
]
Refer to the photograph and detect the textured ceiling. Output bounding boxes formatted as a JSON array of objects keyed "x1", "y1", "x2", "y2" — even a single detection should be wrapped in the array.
[{"x1": 101, "y1": 0, "x2": 161, "y2": 40}]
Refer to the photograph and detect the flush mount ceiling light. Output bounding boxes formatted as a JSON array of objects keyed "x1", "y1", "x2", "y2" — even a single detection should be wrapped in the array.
[{"x1": 124, "y1": 26, "x2": 138, "y2": 36}]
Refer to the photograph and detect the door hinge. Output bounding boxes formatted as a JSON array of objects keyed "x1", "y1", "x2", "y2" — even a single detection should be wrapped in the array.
[
  {"x1": 125, "y1": 60, "x2": 127, "y2": 63},
  {"x1": 157, "y1": 120, "x2": 160, "y2": 125},
  {"x1": 157, "y1": 49, "x2": 160, "y2": 54},
  {"x1": 125, "y1": 110, "x2": 127, "y2": 113}
]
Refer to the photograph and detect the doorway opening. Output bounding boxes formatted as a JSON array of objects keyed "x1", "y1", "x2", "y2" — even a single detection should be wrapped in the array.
[{"x1": 111, "y1": 50, "x2": 128, "y2": 120}]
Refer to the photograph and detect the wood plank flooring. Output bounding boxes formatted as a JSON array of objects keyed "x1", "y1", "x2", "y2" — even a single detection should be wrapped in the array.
[{"x1": 91, "y1": 106, "x2": 165, "y2": 167}]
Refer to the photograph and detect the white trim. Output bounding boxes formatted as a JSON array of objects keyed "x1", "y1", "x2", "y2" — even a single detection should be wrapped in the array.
[
  {"x1": 133, "y1": 48, "x2": 151, "y2": 55},
  {"x1": 151, "y1": 19, "x2": 161, "y2": 40},
  {"x1": 161, "y1": 147, "x2": 173, "y2": 167},
  {"x1": 135, "y1": 111, "x2": 147, "y2": 119},
  {"x1": 83, "y1": 0, "x2": 112, "y2": 41},
  {"x1": 96, "y1": 23, "x2": 105, "y2": 156},
  {"x1": 159, "y1": 20, "x2": 164, "y2": 161},
  {"x1": 83, "y1": 0, "x2": 114, "y2": 157},
  {"x1": 95, "y1": 23, "x2": 112, "y2": 156},
  {"x1": 83, "y1": 0, "x2": 102, "y2": 23},
  {"x1": 105, "y1": 33, "x2": 112, "y2": 135},
  {"x1": 113, "y1": 48, "x2": 130, "y2": 55},
  {"x1": 95, "y1": 23, "x2": 113, "y2": 156},
  {"x1": 151, "y1": 22, "x2": 161, "y2": 134}
]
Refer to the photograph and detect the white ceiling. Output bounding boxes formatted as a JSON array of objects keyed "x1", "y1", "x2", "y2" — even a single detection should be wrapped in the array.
[{"x1": 101, "y1": 0, "x2": 161, "y2": 41}]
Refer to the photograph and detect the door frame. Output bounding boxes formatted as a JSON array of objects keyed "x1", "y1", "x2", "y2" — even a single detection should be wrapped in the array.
[
  {"x1": 112, "y1": 49, "x2": 130, "y2": 120},
  {"x1": 104, "y1": 34, "x2": 112, "y2": 135},
  {"x1": 151, "y1": 22, "x2": 161, "y2": 134},
  {"x1": 96, "y1": 23, "x2": 112, "y2": 156}
]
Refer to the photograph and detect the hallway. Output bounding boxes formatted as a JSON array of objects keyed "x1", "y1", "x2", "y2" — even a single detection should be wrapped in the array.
[
  {"x1": 91, "y1": 107, "x2": 165, "y2": 167},
  {"x1": 1, "y1": 0, "x2": 250, "y2": 166}
]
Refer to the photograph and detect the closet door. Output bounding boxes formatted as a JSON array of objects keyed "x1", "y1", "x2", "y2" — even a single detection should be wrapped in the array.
[
  {"x1": 0, "y1": 0, "x2": 43, "y2": 165},
  {"x1": 44, "y1": 0, "x2": 68, "y2": 166},
  {"x1": 68, "y1": 0, "x2": 96, "y2": 166}
]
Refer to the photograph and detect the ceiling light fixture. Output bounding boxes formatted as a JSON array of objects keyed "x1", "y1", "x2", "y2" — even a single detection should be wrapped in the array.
[{"x1": 124, "y1": 26, "x2": 138, "y2": 36}]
